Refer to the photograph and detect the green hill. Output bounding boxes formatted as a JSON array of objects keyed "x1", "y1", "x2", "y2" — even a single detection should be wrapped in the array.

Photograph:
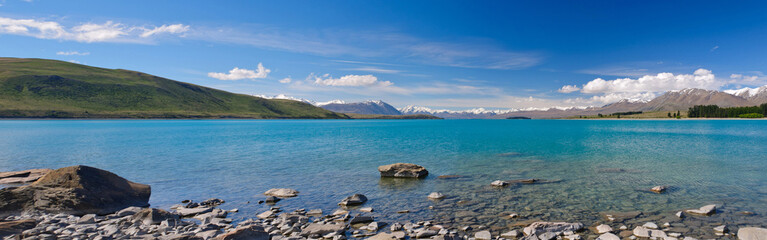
[{"x1": 0, "y1": 58, "x2": 348, "y2": 119}]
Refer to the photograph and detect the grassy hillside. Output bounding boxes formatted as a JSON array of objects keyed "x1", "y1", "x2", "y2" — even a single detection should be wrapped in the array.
[{"x1": 0, "y1": 58, "x2": 348, "y2": 119}]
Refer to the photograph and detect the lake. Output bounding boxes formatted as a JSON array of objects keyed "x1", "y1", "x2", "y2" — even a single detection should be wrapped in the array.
[{"x1": 1, "y1": 119, "x2": 765, "y2": 236}]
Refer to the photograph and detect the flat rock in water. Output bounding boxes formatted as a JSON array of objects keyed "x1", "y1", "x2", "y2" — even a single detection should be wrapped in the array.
[
  {"x1": 359, "y1": 207, "x2": 374, "y2": 212},
  {"x1": 523, "y1": 222, "x2": 584, "y2": 236},
  {"x1": 339, "y1": 194, "x2": 368, "y2": 206},
  {"x1": 490, "y1": 180, "x2": 509, "y2": 187},
  {"x1": 737, "y1": 227, "x2": 767, "y2": 240},
  {"x1": 427, "y1": 192, "x2": 445, "y2": 199},
  {"x1": 350, "y1": 215, "x2": 374, "y2": 224},
  {"x1": 0, "y1": 169, "x2": 51, "y2": 184},
  {"x1": 0, "y1": 165, "x2": 150, "y2": 216},
  {"x1": 685, "y1": 204, "x2": 716, "y2": 216},
  {"x1": 378, "y1": 163, "x2": 428, "y2": 178},
  {"x1": 437, "y1": 175, "x2": 464, "y2": 179},
  {"x1": 263, "y1": 188, "x2": 298, "y2": 198},
  {"x1": 650, "y1": 186, "x2": 667, "y2": 193}
]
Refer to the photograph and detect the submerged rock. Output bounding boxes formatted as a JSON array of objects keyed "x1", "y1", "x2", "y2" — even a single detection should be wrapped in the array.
[
  {"x1": 685, "y1": 204, "x2": 716, "y2": 216},
  {"x1": 490, "y1": 180, "x2": 509, "y2": 187},
  {"x1": 378, "y1": 163, "x2": 429, "y2": 178},
  {"x1": 0, "y1": 169, "x2": 51, "y2": 184},
  {"x1": 338, "y1": 194, "x2": 368, "y2": 206},
  {"x1": 0, "y1": 165, "x2": 150, "y2": 216},
  {"x1": 650, "y1": 186, "x2": 667, "y2": 193},
  {"x1": 427, "y1": 192, "x2": 445, "y2": 199},
  {"x1": 523, "y1": 222, "x2": 583, "y2": 236},
  {"x1": 264, "y1": 188, "x2": 299, "y2": 198}
]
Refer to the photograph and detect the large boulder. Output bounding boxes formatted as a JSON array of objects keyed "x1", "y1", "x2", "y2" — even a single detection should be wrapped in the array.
[
  {"x1": 0, "y1": 165, "x2": 151, "y2": 216},
  {"x1": 0, "y1": 169, "x2": 51, "y2": 184},
  {"x1": 738, "y1": 227, "x2": 767, "y2": 240},
  {"x1": 378, "y1": 163, "x2": 428, "y2": 178}
]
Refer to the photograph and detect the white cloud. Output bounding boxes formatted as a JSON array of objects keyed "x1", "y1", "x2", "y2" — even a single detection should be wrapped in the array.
[
  {"x1": 557, "y1": 85, "x2": 580, "y2": 93},
  {"x1": 710, "y1": 46, "x2": 719, "y2": 52},
  {"x1": 67, "y1": 60, "x2": 80, "y2": 64},
  {"x1": 310, "y1": 74, "x2": 393, "y2": 87},
  {"x1": 56, "y1": 51, "x2": 89, "y2": 56},
  {"x1": 0, "y1": 17, "x2": 188, "y2": 43},
  {"x1": 140, "y1": 24, "x2": 189, "y2": 38},
  {"x1": 279, "y1": 77, "x2": 292, "y2": 84},
  {"x1": 208, "y1": 63, "x2": 271, "y2": 80},
  {"x1": 729, "y1": 72, "x2": 766, "y2": 85},
  {"x1": 580, "y1": 68, "x2": 718, "y2": 94}
]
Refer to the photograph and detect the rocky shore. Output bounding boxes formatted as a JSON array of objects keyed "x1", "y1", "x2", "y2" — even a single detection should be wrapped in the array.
[{"x1": 1, "y1": 164, "x2": 766, "y2": 240}]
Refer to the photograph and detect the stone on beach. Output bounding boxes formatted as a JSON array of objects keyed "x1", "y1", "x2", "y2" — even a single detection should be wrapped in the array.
[
  {"x1": 500, "y1": 230, "x2": 519, "y2": 238},
  {"x1": 368, "y1": 232, "x2": 398, "y2": 240},
  {"x1": 339, "y1": 194, "x2": 368, "y2": 206},
  {"x1": 474, "y1": 230, "x2": 491, "y2": 240},
  {"x1": 737, "y1": 227, "x2": 767, "y2": 240},
  {"x1": 685, "y1": 204, "x2": 716, "y2": 216},
  {"x1": 0, "y1": 219, "x2": 36, "y2": 237},
  {"x1": 632, "y1": 226, "x2": 666, "y2": 238},
  {"x1": 175, "y1": 206, "x2": 213, "y2": 217},
  {"x1": 378, "y1": 163, "x2": 429, "y2": 178},
  {"x1": 132, "y1": 208, "x2": 179, "y2": 225},
  {"x1": 0, "y1": 165, "x2": 150, "y2": 216},
  {"x1": 596, "y1": 233, "x2": 620, "y2": 240},
  {"x1": 523, "y1": 222, "x2": 584, "y2": 236},
  {"x1": 595, "y1": 224, "x2": 612, "y2": 233},
  {"x1": 427, "y1": 192, "x2": 445, "y2": 199},
  {"x1": 264, "y1": 188, "x2": 299, "y2": 198},
  {"x1": 299, "y1": 223, "x2": 346, "y2": 237},
  {"x1": 215, "y1": 225, "x2": 269, "y2": 240},
  {"x1": 0, "y1": 169, "x2": 51, "y2": 184}
]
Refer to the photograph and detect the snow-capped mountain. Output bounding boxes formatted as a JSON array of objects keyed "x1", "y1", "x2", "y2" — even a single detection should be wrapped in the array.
[
  {"x1": 319, "y1": 100, "x2": 402, "y2": 115},
  {"x1": 724, "y1": 85, "x2": 767, "y2": 104},
  {"x1": 254, "y1": 94, "x2": 315, "y2": 105}
]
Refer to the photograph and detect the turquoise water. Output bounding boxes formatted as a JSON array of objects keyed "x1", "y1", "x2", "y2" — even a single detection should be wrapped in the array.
[{"x1": 1, "y1": 120, "x2": 766, "y2": 231}]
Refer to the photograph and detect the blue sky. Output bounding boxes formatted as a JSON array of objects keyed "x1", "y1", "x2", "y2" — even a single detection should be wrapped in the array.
[{"x1": 1, "y1": 0, "x2": 766, "y2": 110}]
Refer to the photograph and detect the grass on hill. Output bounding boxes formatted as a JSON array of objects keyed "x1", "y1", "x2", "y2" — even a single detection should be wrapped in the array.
[{"x1": 0, "y1": 58, "x2": 348, "y2": 119}]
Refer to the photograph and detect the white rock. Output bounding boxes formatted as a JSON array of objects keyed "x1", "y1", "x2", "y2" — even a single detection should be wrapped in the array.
[
  {"x1": 596, "y1": 233, "x2": 620, "y2": 240},
  {"x1": 475, "y1": 230, "x2": 491, "y2": 240},
  {"x1": 360, "y1": 207, "x2": 374, "y2": 212},
  {"x1": 633, "y1": 226, "x2": 652, "y2": 238},
  {"x1": 490, "y1": 180, "x2": 509, "y2": 187},
  {"x1": 427, "y1": 192, "x2": 446, "y2": 199},
  {"x1": 500, "y1": 230, "x2": 518, "y2": 238},
  {"x1": 737, "y1": 227, "x2": 767, "y2": 240},
  {"x1": 682, "y1": 237, "x2": 698, "y2": 240},
  {"x1": 596, "y1": 224, "x2": 612, "y2": 234},
  {"x1": 264, "y1": 188, "x2": 299, "y2": 197},
  {"x1": 712, "y1": 225, "x2": 727, "y2": 233},
  {"x1": 331, "y1": 209, "x2": 349, "y2": 216},
  {"x1": 675, "y1": 211, "x2": 684, "y2": 218},
  {"x1": 619, "y1": 225, "x2": 627, "y2": 230},
  {"x1": 643, "y1": 222, "x2": 658, "y2": 229}
]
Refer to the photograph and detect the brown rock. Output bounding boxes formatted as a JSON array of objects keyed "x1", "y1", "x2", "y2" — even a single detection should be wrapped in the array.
[
  {"x1": 132, "y1": 208, "x2": 179, "y2": 225},
  {"x1": 215, "y1": 225, "x2": 269, "y2": 240},
  {"x1": 0, "y1": 165, "x2": 151, "y2": 216},
  {"x1": 0, "y1": 169, "x2": 51, "y2": 184},
  {"x1": 0, "y1": 219, "x2": 36, "y2": 237},
  {"x1": 650, "y1": 186, "x2": 668, "y2": 193},
  {"x1": 378, "y1": 163, "x2": 428, "y2": 178}
]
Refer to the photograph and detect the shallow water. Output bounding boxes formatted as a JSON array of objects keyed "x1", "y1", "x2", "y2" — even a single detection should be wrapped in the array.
[{"x1": 1, "y1": 119, "x2": 766, "y2": 235}]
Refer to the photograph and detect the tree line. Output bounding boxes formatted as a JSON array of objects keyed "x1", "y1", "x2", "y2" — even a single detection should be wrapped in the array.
[{"x1": 688, "y1": 104, "x2": 767, "y2": 118}]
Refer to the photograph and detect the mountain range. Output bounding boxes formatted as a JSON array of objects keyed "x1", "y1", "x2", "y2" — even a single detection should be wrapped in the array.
[{"x1": 275, "y1": 87, "x2": 767, "y2": 119}]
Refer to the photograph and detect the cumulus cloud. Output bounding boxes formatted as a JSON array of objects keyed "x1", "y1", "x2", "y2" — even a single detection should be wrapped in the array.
[
  {"x1": 208, "y1": 63, "x2": 271, "y2": 80},
  {"x1": 729, "y1": 73, "x2": 766, "y2": 85},
  {"x1": 279, "y1": 77, "x2": 292, "y2": 84},
  {"x1": 557, "y1": 85, "x2": 580, "y2": 93},
  {"x1": 56, "y1": 51, "x2": 89, "y2": 56},
  {"x1": 579, "y1": 68, "x2": 718, "y2": 94},
  {"x1": 310, "y1": 73, "x2": 393, "y2": 87},
  {"x1": 0, "y1": 17, "x2": 188, "y2": 43}
]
